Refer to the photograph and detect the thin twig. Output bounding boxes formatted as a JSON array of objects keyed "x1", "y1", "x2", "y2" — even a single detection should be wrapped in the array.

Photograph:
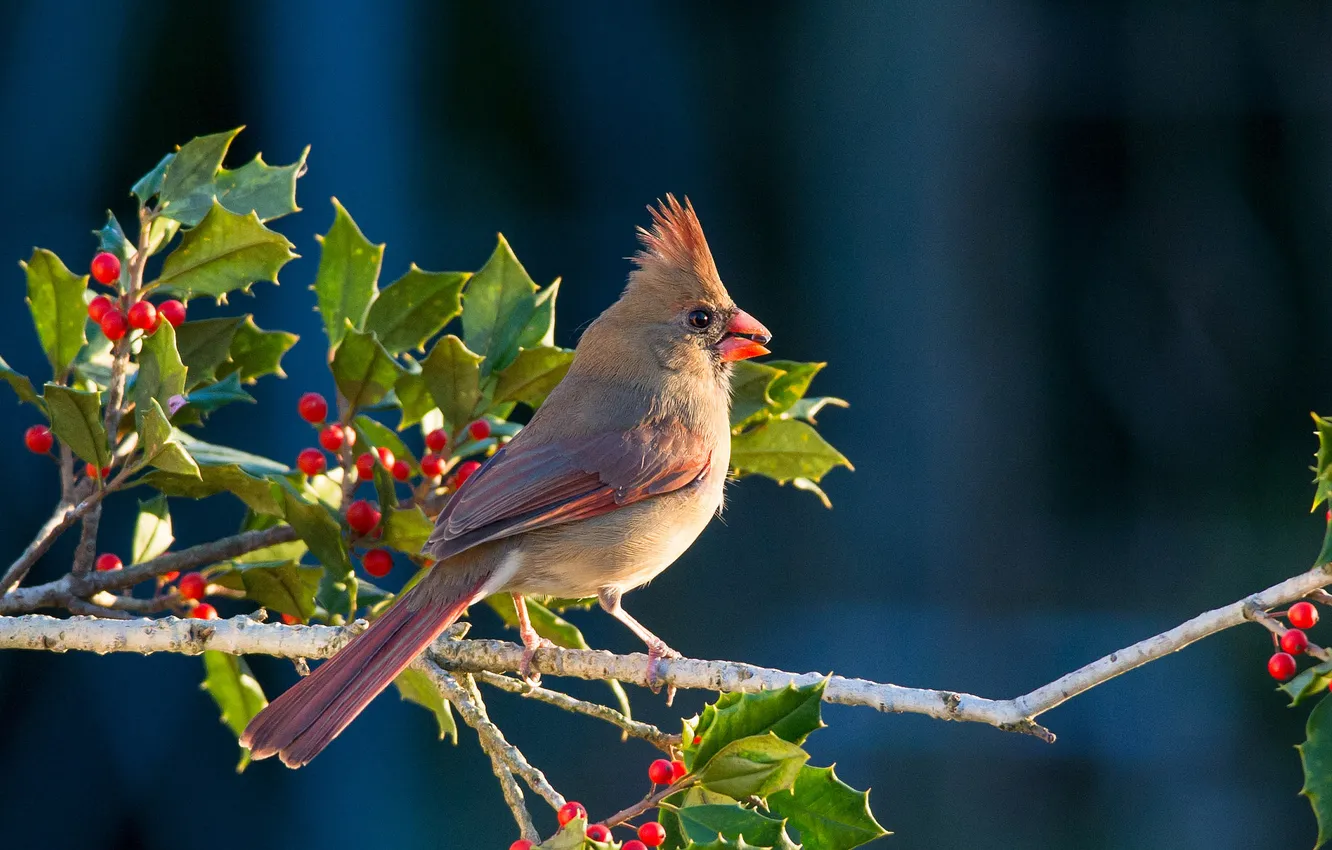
[
  {"x1": 1243, "y1": 604, "x2": 1332, "y2": 662},
  {"x1": 603, "y1": 775, "x2": 698, "y2": 829},
  {"x1": 473, "y1": 669, "x2": 678, "y2": 752},
  {"x1": 0, "y1": 488, "x2": 110, "y2": 596}
]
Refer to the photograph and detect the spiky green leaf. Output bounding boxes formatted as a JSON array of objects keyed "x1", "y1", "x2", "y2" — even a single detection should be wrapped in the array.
[
  {"x1": 421, "y1": 334, "x2": 485, "y2": 434},
  {"x1": 175, "y1": 316, "x2": 245, "y2": 388},
  {"x1": 221, "y1": 316, "x2": 297, "y2": 383},
  {"x1": 462, "y1": 235, "x2": 540, "y2": 378},
  {"x1": 332, "y1": 327, "x2": 404, "y2": 411},
  {"x1": 23, "y1": 249, "x2": 87, "y2": 375},
  {"x1": 767, "y1": 765, "x2": 889, "y2": 849},
  {"x1": 494, "y1": 346, "x2": 574, "y2": 409},
  {"x1": 364, "y1": 265, "x2": 468, "y2": 354},
  {"x1": 137, "y1": 399, "x2": 201, "y2": 477},
  {"x1": 313, "y1": 199, "x2": 384, "y2": 346},
  {"x1": 43, "y1": 384, "x2": 108, "y2": 468},
  {"x1": 697, "y1": 734, "x2": 808, "y2": 800},
  {"x1": 156, "y1": 202, "x2": 297, "y2": 303}
]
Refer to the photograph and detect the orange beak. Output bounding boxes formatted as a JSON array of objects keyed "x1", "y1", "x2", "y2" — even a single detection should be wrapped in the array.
[{"x1": 717, "y1": 308, "x2": 772, "y2": 362}]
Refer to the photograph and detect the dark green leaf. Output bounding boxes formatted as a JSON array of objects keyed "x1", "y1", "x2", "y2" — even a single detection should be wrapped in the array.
[
  {"x1": 519, "y1": 277, "x2": 560, "y2": 349},
  {"x1": 23, "y1": 248, "x2": 87, "y2": 375},
  {"x1": 214, "y1": 559, "x2": 320, "y2": 620},
  {"x1": 421, "y1": 334, "x2": 485, "y2": 433},
  {"x1": 43, "y1": 384, "x2": 108, "y2": 467},
  {"x1": 394, "y1": 667, "x2": 458, "y2": 743},
  {"x1": 131, "y1": 495, "x2": 173, "y2": 564},
  {"x1": 462, "y1": 235, "x2": 539, "y2": 378},
  {"x1": 687, "y1": 680, "x2": 826, "y2": 772},
  {"x1": 280, "y1": 484, "x2": 355, "y2": 622},
  {"x1": 171, "y1": 430, "x2": 288, "y2": 476},
  {"x1": 675, "y1": 804, "x2": 799, "y2": 850},
  {"x1": 131, "y1": 321, "x2": 188, "y2": 426},
  {"x1": 1285, "y1": 658, "x2": 1332, "y2": 707},
  {"x1": 182, "y1": 372, "x2": 255, "y2": 417},
  {"x1": 313, "y1": 199, "x2": 384, "y2": 345},
  {"x1": 175, "y1": 316, "x2": 245, "y2": 388},
  {"x1": 93, "y1": 210, "x2": 135, "y2": 261},
  {"x1": 384, "y1": 507, "x2": 434, "y2": 554},
  {"x1": 354, "y1": 414, "x2": 418, "y2": 471},
  {"x1": 785, "y1": 396, "x2": 849, "y2": 425},
  {"x1": 211, "y1": 146, "x2": 310, "y2": 223},
  {"x1": 0, "y1": 355, "x2": 39, "y2": 407},
  {"x1": 137, "y1": 399, "x2": 201, "y2": 477},
  {"x1": 679, "y1": 837, "x2": 772, "y2": 850},
  {"x1": 155, "y1": 202, "x2": 297, "y2": 303},
  {"x1": 696, "y1": 734, "x2": 808, "y2": 800},
  {"x1": 222, "y1": 316, "x2": 297, "y2": 383},
  {"x1": 730, "y1": 420, "x2": 852, "y2": 485},
  {"x1": 1304, "y1": 695, "x2": 1332, "y2": 848},
  {"x1": 132, "y1": 153, "x2": 174, "y2": 205},
  {"x1": 235, "y1": 511, "x2": 307, "y2": 564},
  {"x1": 394, "y1": 368, "x2": 435, "y2": 430},
  {"x1": 158, "y1": 128, "x2": 242, "y2": 225},
  {"x1": 201, "y1": 651, "x2": 268, "y2": 772},
  {"x1": 767, "y1": 765, "x2": 889, "y2": 850},
  {"x1": 364, "y1": 265, "x2": 468, "y2": 354},
  {"x1": 332, "y1": 327, "x2": 404, "y2": 411},
  {"x1": 730, "y1": 362, "x2": 785, "y2": 429},
  {"x1": 494, "y1": 346, "x2": 574, "y2": 409},
  {"x1": 139, "y1": 462, "x2": 281, "y2": 515}
]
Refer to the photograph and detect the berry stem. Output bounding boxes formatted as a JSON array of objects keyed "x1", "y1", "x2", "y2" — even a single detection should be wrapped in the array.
[
  {"x1": 1245, "y1": 604, "x2": 1332, "y2": 663},
  {"x1": 600, "y1": 775, "x2": 699, "y2": 831}
]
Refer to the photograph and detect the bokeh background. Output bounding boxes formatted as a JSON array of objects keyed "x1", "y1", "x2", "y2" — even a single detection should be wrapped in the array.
[{"x1": 2, "y1": 2, "x2": 1332, "y2": 848}]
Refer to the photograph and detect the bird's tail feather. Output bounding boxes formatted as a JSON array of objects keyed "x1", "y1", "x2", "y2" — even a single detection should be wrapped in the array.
[{"x1": 241, "y1": 570, "x2": 485, "y2": 768}]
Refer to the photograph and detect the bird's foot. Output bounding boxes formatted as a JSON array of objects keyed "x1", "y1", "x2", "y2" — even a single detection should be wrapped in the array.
[
  {"x1": 646, "y1": 640, "x2": 682, "y2": 705},
  {"x1": 520, "y1": 636, "x2": 557, "y2": 684}
]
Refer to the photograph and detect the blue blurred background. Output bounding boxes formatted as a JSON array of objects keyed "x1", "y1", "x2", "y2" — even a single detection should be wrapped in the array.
[{"x1": 2, "y1": 2, "x2": 1331, "y2": 847}]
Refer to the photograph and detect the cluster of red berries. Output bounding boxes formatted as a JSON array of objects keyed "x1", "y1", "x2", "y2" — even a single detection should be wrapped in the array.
[
  {"x1": 91, "y1": 556, "x2": 216, "y2": 617},
  {"x1": 89, "y1": 251, "x2": 186, "y2": 341},
  {"x1": 1267, "y1": 600, "x2": 1320, "y2": 682},
  {"x1": 510, "y1": 758, "x2": 685, "y2": 848}
]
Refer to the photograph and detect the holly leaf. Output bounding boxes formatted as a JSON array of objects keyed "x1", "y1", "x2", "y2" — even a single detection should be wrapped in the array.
[
  {"x1": 421, "y1": 334, "x2": 485, "y2": 433},
  {"x1": 175, "y1": 316, "x2": 245, "y2": 388},
  {"x1": 313, "y1": 199, "x2": 384, "y2": 346},
  {"x1": 1285, "y1": 660, "x2": 1332, "y2": 706},
  {"x1": 763, "y1": 361, "x2": 825, "y2": 412},
  {"x1": 235, "y1": 511, "x2": 307, "y2": 564},
  {"x1": 394, "y1": 667, "x2": 458, "y2": 743},
  {"x1": 730, "y1": 362, "x2": 785, "y2": 429},
  {"x1": 139, "y1": 462, "x2": 282, "y2": 515},
  {"x1": 364, "y1": 265, "x2": 468, "y2": 354},
  {"x1": 687, "y1": 680, "x2": 826, "y2": 772},
  {"x1": 279, "y1": 484, "x2": 355, "y2": 622},
  {"x1": 93, "y1": 210, "x2": 135, "y2": 261},
  {"x1": 767, "y1": 765, "x2": 887, "y2": 850},
  {"x1": 201, "y1": 651, "x2": 268, "y2": 772},
  {"x1": 494, "y1": 346, "x2": 574, "y2": 409},
  {"x1": 1303, "y1": 695, "x2": 1332, "y2": 849},
  {"x1": 43, "y1": 384, "x2": 108, "y2": 468},
  {"x1": 674, "y1": 804, "x2": 799, "y2": 850},
  {"x1": 383, "y1": 506, "x2": 434, "y2": 554},
  {"x1": 181, "y1": 372, "x2": 255, "y2": 417},
  {"x1": 23, "y1": 248, "x2": 87, "y2": 376},
  {"x1": 354, "y1": 414, "x2": 418, "y2": 472},
  {"x1": 131, "y1": 495, "x2": 173, "y2": 564},
  {"x1": 393, "y1": 365, "x2": 434, "y2": 431},
  {"x1": 332, "y1": 327, "x2": 404, "y2": 411},
  {"x1": 221, "y1": 316, "x2": 297, "y2": 383},
  {"x1": 1314, "y1": 413, "x2": 1332, "y2": 512},
  {"x1": 155, "y1": 202, "x2": 297, "y2": 303},
  {"x1": 462, "y1": 235, "x2": 540, "y2": 378},
  {"x1": 131, "y1": 321, "x2": 188, "y2": 424},
  {"x1": 213, "y1": 559, "x2": 321, "y2": 620},
  {"x1": 137, "y1": 399, "x2": 201, "y2": 477},
  {"x1": 730, "y1": 420, "x2": 852, "y2": 486},
  {"x1": 133, "y1": 152, "x2": 174, "y2": 206},
  {"x1": 158, "y1": 127, "x2": 243, "y2": 225},
  {"x1": 696, "y1": 734, "x2": 808, "y2": 800},
  {"x1": 171, "y1": 431, "x2": 288, "y2": 476},
  {"x1": 785, "y1": 396, "x2": 849, "y2": 426},
  {"x1": 211, "y1": 147, "x2": 310, "y2": 223},
  {"x1": 146, "y1": 216, "x2": 181, "y2": 257},
  {"x1": 520, "y1": 278, "x2": 560, "y2": 349},
  {"x1": 0, "y1": 355, "x2": 39, "y2": 407}
]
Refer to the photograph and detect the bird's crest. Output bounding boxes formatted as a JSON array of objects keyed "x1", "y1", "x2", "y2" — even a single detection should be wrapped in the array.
[{"x1": 631, "y1": 194, "x2": 728, "y2": 304}]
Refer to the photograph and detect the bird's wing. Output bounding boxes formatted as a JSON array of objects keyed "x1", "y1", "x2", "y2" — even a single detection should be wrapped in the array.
[{"x1": 423, "y1": 419, "x2": 712, "y2": 561}]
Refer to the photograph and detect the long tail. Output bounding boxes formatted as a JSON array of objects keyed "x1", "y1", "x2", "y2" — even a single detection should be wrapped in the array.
[{"x1": 241, "y1": 568, "x2": 487, "y2": 768}]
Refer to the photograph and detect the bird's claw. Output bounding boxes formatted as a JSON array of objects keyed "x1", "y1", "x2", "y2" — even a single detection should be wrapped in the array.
[
  {"x1": 646, "y1": 640, "x2": 682, "y2": 704},
  {"x1": 520, "y1": 637, "x2": 556, "y2": 684}
]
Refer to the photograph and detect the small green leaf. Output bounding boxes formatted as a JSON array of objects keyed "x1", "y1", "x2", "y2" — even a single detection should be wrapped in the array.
[
  {"x1": 211, "y1": 146, "x2": 310, "y2": 223},
  {"x1": 137, "y1": 399, "x2": 201, "y2": 477},
  {"x1": 131, "y1": 321, "x2": 188, "y2": 425},
  {"x1": 0, "y1": 355, "x2": 39, "y2": 407},
  {"x1": 494, "y1": 346, "x2": 574, "y2": 409},
  {"x1": 767, "y1": 765, "x2": 889, "y2": 849},
  {"x1": 23, "y1": 248, "x2": 88, "y2": 376},
  {"x1": 696, "y1": 734, "x2": 808, "y2": 800},
  {"x1": 332, "y1": 327, "x2": 405, "y2": 411},
  {"x1": 383, "y1": 506, "x2": 434, "y2": 554},
  {"x1": 132, "y1": 152, "x2": 174, "y2": 205},
  {"x1": 314, "y1": 199, "x2": 384, "y2": 346},
  {"x1": 729, "y1": 361, "x2": 785, "y2": 428},
  {"x1": 280, "y1": 484, "x2": 355, "y2": 621},
  {"x1": 1315, "y1": 413, "x2": 1332, "y2": 512},
  {"x1": 675, "y1": 804, "x2": 799, "y2": 849},
  {"x1": 222, "y1": 316, "x2": 297, "y2": 383},
  {"x1": 155, "y1": 202, "x2": 297, "y2": 303},
  {"x1": 394, "y1": 667, "x2": 458, "y2": 743},
  {"x1": 158, "y1": 128, "x2": 243, "y2": 225},
  {"x1": 785, "y1": 396, "x2": 849, "y2": 426},
  {"x1": 1284, "y1": 660, "x2": 1332, "y2": 707},
  {"x1": 131, "y1": 495, "x2": 173, "y2": 564},
  {"x1": 139, "y1": 462, "x2": 281, "y2": 515},
  {"x1": 175, "y1": 316, "x2": 246, "y2": 388},
  {"x1": 146, "y1": 215, "x2": 180, "y2": 257},
  {"x1": 171, "y1": 430, "x2": 289, "y2": 476},
  {"x1": 181, "y1": 372, "x2": 255, "y2": 418},
  {"x1": 687, "y1": 680, "x2": 827, "y2": 772},
  {"x1": 730, "y1": 419, "x2": 852, "y2": 485},
  {"x1": 354, "y1": 414, "x2": 418, "y2": 471},
  {"x1": 520, "y1": 277, "x2": 560, "y2": 349},
  {"x1": 213, "y1": 559, "x2": 321, "y2": 620},
  {"x1": 421, "y1": 334, "x2": 485, "y2": 433},
  {"x1": 364, "y1": 265, "x2": 468, "y2": 355},
  {"x1": 93, "y1": 210, "x2": 135, "y2": 261},
  {"x1": 201, "y1": 650, "x2": 268, "y2": 772},
  {"x1": 1303, "y1": 695, "x2": 1332, "y2": 849},
  {"x1": 462, "y1": 235, "x2": 540, "y2": 378},
  {"x1": 43, "y1": 384, "x2": 108, "y2": 467},
  {"x1": 763, "y1": 361, "x2": 825, "y2": 413}
]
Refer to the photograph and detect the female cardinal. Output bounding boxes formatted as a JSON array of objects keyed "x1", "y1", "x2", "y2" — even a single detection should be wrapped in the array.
[{"x1": 242, "y1": 195, "x2": 772, "y2": 767}]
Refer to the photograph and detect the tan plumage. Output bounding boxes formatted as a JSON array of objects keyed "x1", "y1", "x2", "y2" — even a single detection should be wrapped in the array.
[{"x1": 241, "y1": 195, "x2": 771, "y2": 767}]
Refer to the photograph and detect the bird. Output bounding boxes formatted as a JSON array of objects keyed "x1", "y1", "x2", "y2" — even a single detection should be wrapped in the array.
[{"x1": 241, "y1": 194, "x2": 772, "y2": 768}]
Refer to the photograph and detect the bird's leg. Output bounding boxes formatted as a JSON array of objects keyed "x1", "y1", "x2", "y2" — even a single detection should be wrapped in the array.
[
  {"x1": 512, "y1": 593, "x2": 554, "y2": 684},
  {"x1": 598, "y1": 589, "x2": 680, "y2": 703}
]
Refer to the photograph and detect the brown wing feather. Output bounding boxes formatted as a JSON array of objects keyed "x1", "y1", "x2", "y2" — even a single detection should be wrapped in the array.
[{"x1": 423, "y1": 420, "x2": 710, "y2": 562}]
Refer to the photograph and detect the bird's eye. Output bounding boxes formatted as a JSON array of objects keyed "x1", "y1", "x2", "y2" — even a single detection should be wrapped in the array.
[{"x1": 687, "y1": 309, "x2": 712, "y2": 330}]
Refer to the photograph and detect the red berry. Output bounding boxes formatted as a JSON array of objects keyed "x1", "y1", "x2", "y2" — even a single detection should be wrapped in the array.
[
  {"x1": 24, "y1": 425, "x2": 53, "y2": 454},
  {"x1": 1291, "y1": 601, "x2": 1320, "y2": 630},
  {"x1": 298, "y1": 392, "x2": 328, "y2": 423},
  {"x1": 192, "y1": 602, "x2": 219, "y2": 620},
  {"x1": 319, "y1": 424, "x2": 345, "y2": 452},
  {"x1": 556, "y1": 801, "x2": 586, "y2": 827},
  {"x1": 280, "y1": 612, "x2": 301, "y2": 625},
  {"x1": 1269, "y1": 651, "x2": 1298, "y2": 681},
  {"x1": 585, "y1": 824, "x2": 610, "y2": 842},
  {"x1": 508, "y1": 842, "x2": 533, "y2": 850},
  {"x1": 692, "y1": 735, "x2": 702, "y2": 746},
  {"x1": 392, "y1": 459, "x2": 411, "y2": 481},
  {"x1": 87, "y1": 295, "x2": 114, "y2": 323},
  {"x1": 363, "y1": 549, "x2": 393, "y2": 578},
  {"x1": 162, "y1": 571, "x2": 179, "y2": 582},
  {"x1": 84, "y1": 462, "x2": 111, "y2": 479},
  {"x1": 178, "y1": 572, "x2": 206, "y2": 601},
  {"x1": 425, "y1": 428, "x2": 448, "y2": 452},
  {"x1": 346, "y1": 500, "x2": 382, "y2": 535},
  {"x1": 671, "y1": 759, "x2": 687, "y2": 781},
  {"x1": 100, "y1": 310, "x2": 128, "y2": 341},
  {"x1": 355, "y1": 452, "x2": 377, "y2": 479},
  {"x1": 1283, "y1": 628, "x2": 1311, "y2": 655},
  {"x1": 90, "y1": 252, "x2": 120, "y2": 285},
  {"x1": 468, "y1": 419, "x2": 491, "y2": 441},
  {"x1": 624, "y1": 842, "x2": 648, "y2": 850},
  {"x1": 455, "y1": 459, "x2": 481, "y2": 487},
  {"x1": 94, "y1": 553, "x2": 122, "y2": 572},
  {"x1": 377, "y1": 446, "x2": 395, "y2": 469},
  {"x1": 297, "y1": 448, "x2": 327, "y2": 476},
  {"x1": 128, "y1": 300, "x2": 157, "y2": 331},
  {"x1": 638, "y1": 822, "x2": 666, "y2": 847},
  {"x1": 158, "y1": 299, "x2": 187, "y2": 327},
  {"x1": 648, "y1": 758, "x2": 675, "y2": 785},
  {"x1": 420, "y1": 453, "x2": 444, "y2": 478}
]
